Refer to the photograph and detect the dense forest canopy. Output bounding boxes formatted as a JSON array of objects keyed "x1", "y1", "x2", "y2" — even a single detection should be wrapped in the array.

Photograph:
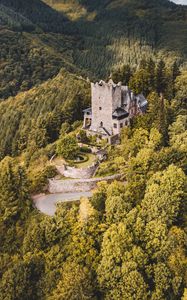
[
  {"x1": 0, "y1": 0, "x2": 187, "y2": 100},
  {"x1": 0, "y1": 58, "x2": 186, "y2": 300},
  {"x1": 0, "y1": 0, "x2": 68, "y2": 32},
  {"x1": 0, "y1": 0, "x2": 187, "y2": 299}
]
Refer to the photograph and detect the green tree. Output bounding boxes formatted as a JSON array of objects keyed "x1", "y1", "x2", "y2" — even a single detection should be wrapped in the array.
[
  {"x1": 129, "y1": 68, "x2": 151, "y2": 95},
  {"x1": 97, "y1": 223, "x2": 149, "y2": 299},
  {"x1": 105, "y1": 195, "x2": 132, "y2": 224},
  {"x1": 141, "y1": 165, "x2": 186, "y2": 226},
  {"x1": 56, "y1": 133, "x2": 79, "y2": 160},
  {"x1": 175, "y1": 71, "x2": 187, "y2": 101},
  {"x1": 112, "y1": 64, "x2": 132, "y2": 85},
  {"x1": 0, "y1": 157, "x2": 31, "y2": 223},
  {"x1": 155, "y1": 60, "x2": 167, "y2": 94},
  {"x1": 49, "y1": 262, "x2": 96, "y2": 300},
  {"x1": 151, "y1": 263, "x2": 172, "y2": 300},
  {"x1": 169, "y1": 115, "x2": 187, "y2": 152},
  {"x1": 60, "y1": 122, "x2": 71, "y2": 137}
]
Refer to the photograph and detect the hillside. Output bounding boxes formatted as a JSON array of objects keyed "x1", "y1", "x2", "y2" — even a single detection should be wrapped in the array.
[
  {"x1": 0, "y1": 70, "x2": 90, "y2": 159},
  {"x1": 1, "y1": 0, "x2": 187, "y2": 100},
  {"x1": 44, "y1": 0, "x2": 187, "y2": 76},
  {"x1": 0, "y1": 1, "x2": 187, "y2": 299},
  {"x1": 0, "y1": 0, "x2": 80, "y2": 100},
  {"x1": 0, "y1": 29, "x2": 84, "y2": 99},
  {"x1": 0, "y1": 0, "x2": 68, "y2": 32}
]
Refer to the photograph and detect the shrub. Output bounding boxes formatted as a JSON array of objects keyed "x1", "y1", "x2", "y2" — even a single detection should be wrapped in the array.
[
  {"x1": 80, "y1": 146, "x2": 92, "y2": 153},
  {"x1": 57, "y1": 134, "x2": 79, "y2": 160}
]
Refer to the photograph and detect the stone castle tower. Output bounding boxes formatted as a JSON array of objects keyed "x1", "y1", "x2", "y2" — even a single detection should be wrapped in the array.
[
  {"x1": 83, "y1": 79, "x2": 147, "y2": 142},
  {"x1": 90, "y1": 80, "x2": 122, "y2": 135}
]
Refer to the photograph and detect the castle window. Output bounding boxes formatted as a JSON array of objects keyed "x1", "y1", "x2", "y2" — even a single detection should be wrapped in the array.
[
  {"x1": 120, "y1": 123, "x2": 123, "y2": 128},
  {"x1": 113, "y1": 123, "x2": 117, "y2": 129},
  {"x1": 99, "y1": 107, "x2": 102, "y2": 110},
  {"x1": 125, "y1": 120, "x2": 128, "y2": 126},
  {"x1": 100, "y1": 121, "x2": 103, "y2": 127}
]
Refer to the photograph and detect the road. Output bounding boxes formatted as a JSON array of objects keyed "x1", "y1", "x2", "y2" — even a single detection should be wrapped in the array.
[{"x1": 33, "y1": 192, "x2": 93, "y2": 216}]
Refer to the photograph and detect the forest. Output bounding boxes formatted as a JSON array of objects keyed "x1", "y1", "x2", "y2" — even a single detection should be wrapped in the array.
[
  {"x1": 1, "y1": 0, "x2": 187, "y2": 99},
  {"x1": 0, "y1": 58, "x2": 186, "y2": 299},
  {"x1": 0, "y1": 0, "x2": 187, "y2": 299}
]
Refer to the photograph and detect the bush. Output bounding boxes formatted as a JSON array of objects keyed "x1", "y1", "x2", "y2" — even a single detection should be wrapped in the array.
[
  {"x1": 78, "y1": 130, "x2": 88, "y2": 143},
  {"x1": 57, "y1": 134, "x2": 79, "y2": 160},
  {"x1": 80, "y1": 146, "x2": 92, "y2": 153},
  {"x1": 73, "y1": 154, "x2": 89, "y2": 164},
  {"x1": 44, "y1": 143, "x2": 57, "y2": 159},
  {"x1": 29, "y1": 165, "x2": 57, "y2": 194}
]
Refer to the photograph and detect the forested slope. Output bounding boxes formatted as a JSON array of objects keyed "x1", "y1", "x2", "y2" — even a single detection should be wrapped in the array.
[
  {"x1": 44, "y1": 0, "x2": 187, "y2": 77},
  {"x1": 0, "y1": 0, "x2": 77, "y2": 100},
  {"x1": 1, "y1": 0, "x2": 187, "y2": 100},
  {"x1": 0, "y1": 70, "x2": 90, "y2": 159},
  {"x1": 0, "y1": 30, "x2": 82, "y2": 99},
  {"x1": 0, "y1": 0, "x2": 68, "y2": 32},
  {"x1": 0, "y1": 66, "x2": 186, "y2": 299},
  {"x1": 0, "y1": 1, "x2": 187, "y2": 299}
]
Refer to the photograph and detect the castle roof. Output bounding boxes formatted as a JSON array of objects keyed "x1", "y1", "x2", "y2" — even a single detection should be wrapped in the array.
[
  {"x1": 112, "y1": 107, "x2": 129, "y2": 119},
  {"x1": 136, "y1": 94, "x2": 148, "y2": 111}
]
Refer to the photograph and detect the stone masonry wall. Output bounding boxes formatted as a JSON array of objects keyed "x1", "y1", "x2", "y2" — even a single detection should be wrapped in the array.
[
  {"x1": 91, "y1": 82, "x2": 113, "y2": 135},
  {"x1": 63, "y1": 163, "x2": 98, "y2": 179},
  {"x1": 90, "y1": 81, "x2": 122, "y2": 136},
  {"x1": 48, "y1": 174, "x2": 121, "y2": 194},
  {"x1": 55, "y1": 163, "x2": 98, "y2": 179}
]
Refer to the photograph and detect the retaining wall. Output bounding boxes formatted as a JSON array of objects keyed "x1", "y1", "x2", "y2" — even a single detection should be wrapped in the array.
[
  {"x1": 64, "y1": 163, "x2": 98, "y2": 179},
  {"x1": 55, "y1": 163, "x2": 98, "y2": 179},
  {"x1": 48, "y1": 174, "x2": 121, "y2": 193}
]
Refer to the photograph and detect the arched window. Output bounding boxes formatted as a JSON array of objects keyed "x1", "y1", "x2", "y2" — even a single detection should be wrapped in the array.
[{"x1": 100, "y1": 121, "x2": 103, "y2": 127}]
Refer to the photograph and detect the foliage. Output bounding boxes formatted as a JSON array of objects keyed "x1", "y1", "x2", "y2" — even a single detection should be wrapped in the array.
[
  {"x1": 0, "y1": 1, "x2": 187, "y2": 299},
  {"x1": 49, "y1": 261, "x2": 96, "y2": 300},
  {"x1": 0, "y1": 70, "x2": 90, "y2": 159},
  {"x1": 57, "y1": 133, "x2": 79, "y2": 160},
  {"x1": 0, "y1": 0, "x2": 187, "y2": 101}
]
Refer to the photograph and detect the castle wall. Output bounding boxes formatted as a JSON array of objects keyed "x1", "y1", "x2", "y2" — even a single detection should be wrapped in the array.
[
  {"x1": 112, "y1": 86, "x2": 122, "y2": 111},
  {"x1": 90, "y1": 82, "x2": 122, "y2": 135},
  {"x1": 90, "y1": 82, "x2": 113, "y2": 135},
  {"x1": 87, "y1": 80, "x2": 147, "y2": 139}
]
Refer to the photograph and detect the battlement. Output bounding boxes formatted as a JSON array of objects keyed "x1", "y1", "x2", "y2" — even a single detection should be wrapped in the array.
[{"x1": 91, "y1": 79, "x2": 122, "y2": 90}]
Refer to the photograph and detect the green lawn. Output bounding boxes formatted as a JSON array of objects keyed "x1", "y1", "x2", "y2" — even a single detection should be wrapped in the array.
[{"x1": 76, "y1": 153, "x2": 96, "y2": 169}]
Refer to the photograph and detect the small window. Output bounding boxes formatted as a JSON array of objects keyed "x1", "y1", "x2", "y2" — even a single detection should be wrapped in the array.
[
  {"x1": 99, "y1": 107, "x2": 102, "y2": 110},
  {"x1": 120, "y1": 123, "x2": 123, "y2": 128},
  {"x1": 113, "y1": 123, "x2": 117, "y2": 129},
  {"x1": 125, "y1": 120, "x2": 128, "y2": 126},
  {"x1": 100, "y1": 121, "x2": 103, "y2": 127}
]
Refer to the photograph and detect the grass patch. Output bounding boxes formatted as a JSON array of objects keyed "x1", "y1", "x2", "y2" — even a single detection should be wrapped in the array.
[{"x1": 75, "y1": 153, "x2": 96, "y2": 168}]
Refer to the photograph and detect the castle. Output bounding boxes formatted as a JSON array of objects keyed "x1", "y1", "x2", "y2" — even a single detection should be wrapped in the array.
[{"x1": 83, "y1": 79, "x2": 148, "y2": 143}]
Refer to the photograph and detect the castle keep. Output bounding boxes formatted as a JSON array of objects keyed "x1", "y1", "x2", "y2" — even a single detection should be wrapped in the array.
[{"x1": 83, "y1": 79, "x2": 147, "y2": 142}]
